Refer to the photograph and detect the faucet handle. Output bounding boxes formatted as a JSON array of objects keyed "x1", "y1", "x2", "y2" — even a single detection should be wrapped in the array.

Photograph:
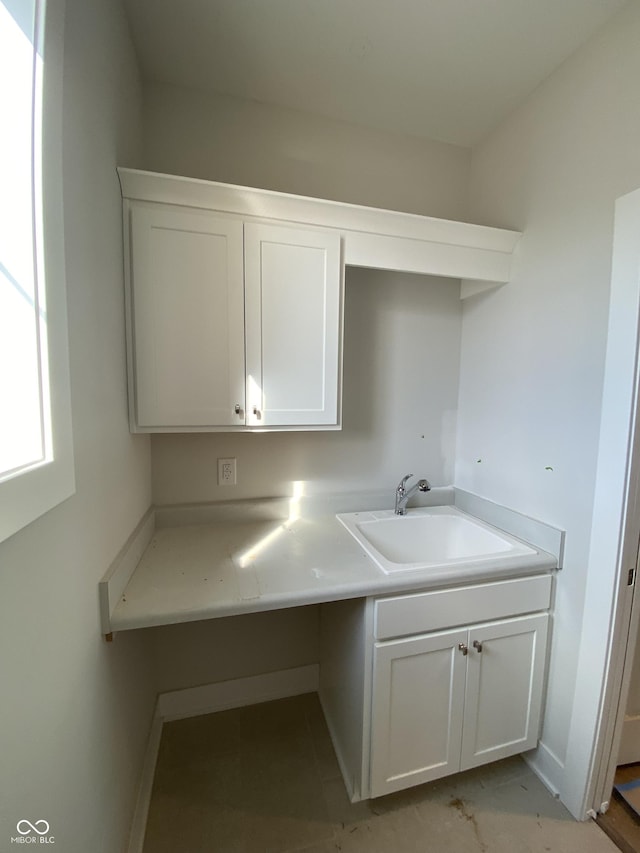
[{"x1": 397, "y1": 473, "x2": 414, "y2": 492}]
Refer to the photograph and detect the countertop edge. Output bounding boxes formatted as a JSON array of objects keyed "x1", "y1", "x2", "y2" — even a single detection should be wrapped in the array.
[{"x1": 110, "y1": 552, "x2": 557, "y2": 633}]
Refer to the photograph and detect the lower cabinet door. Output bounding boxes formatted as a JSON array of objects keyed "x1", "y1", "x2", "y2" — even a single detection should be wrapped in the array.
[
  {"x1": 370, "y1": 628, "x2": 468, "y2": 798},
  {"x1": 460, "y1": 613, "x2": 549, "y2": 770}
]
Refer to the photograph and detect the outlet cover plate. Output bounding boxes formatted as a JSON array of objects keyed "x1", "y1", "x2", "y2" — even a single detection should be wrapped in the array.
[{"x1": 218, "y1": 457, "x2": 237, "y2": 486}]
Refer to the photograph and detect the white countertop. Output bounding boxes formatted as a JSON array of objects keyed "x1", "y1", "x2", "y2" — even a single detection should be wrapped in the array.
[{"x1": 109, "y1": 492, "x2": 559, "y2": 633}]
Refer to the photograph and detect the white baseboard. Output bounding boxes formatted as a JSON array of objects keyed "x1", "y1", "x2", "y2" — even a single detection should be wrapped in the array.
[
  {"x1": 523, "y1": 740, "x2": 564, "y2": 798},
  {"x1": 127, "y1": 706, "x2": 163, "y2": 853},
  {"x1": 128, "y1": 665, "x2": 320, "y2": 853},
  {"x1": 158, "y1": 664, "x2": 320, "y2": 721},
  {"x1": 617, "y1": 714, "x2": 640, "y2": 765}
]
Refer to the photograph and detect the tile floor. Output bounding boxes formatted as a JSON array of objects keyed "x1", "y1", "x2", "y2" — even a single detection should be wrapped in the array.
[{"x1": 143, "y1": 693, "x2": 619, "y2": 853}]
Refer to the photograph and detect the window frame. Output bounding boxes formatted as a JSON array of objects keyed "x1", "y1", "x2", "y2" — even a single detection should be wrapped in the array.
[{"x1": 0, "y1": 0, "x2": 75, "y2": 544}]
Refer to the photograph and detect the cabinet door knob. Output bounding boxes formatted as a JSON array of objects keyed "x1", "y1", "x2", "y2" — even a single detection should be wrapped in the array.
[
  {"x1": 253, "y1": 405, "x2": 261, "y2": 419},
  {"x1": 458, "y1": 643, "x2": 468, "y2": 656},
  {"x1": 473, "y1": 640, "x2": 483, "y2": 653},
  {"x1": 234, "y1": 404, "x2": 241, "y2": 415}
]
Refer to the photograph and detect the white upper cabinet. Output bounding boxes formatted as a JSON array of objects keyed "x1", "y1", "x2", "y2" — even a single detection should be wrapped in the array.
[
  {"x1": 130, "y1": 204, "x2": 245, "y2": 429},
  {"x1": 119, "y1": 168, "x2": 522, "y2": 432},
  {"x1": 125, "y1": 200, "x2": 343, "y2": 432},
  {"x1": 244, "y1": 223, "x2": 341, "y2": 427}
]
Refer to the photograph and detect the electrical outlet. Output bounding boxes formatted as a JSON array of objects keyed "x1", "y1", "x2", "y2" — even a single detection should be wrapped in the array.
[{"x1": 218, "y1": 457, "x2": 237, "y2": 486}]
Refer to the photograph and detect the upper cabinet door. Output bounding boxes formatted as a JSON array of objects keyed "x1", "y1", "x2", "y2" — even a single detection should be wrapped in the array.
[
  {"x1": 129, "y1": 204, "x2": 245, "y2": 428},
  {"x1": 244, "y1": 223, "x2": 342, "y2": 427}
]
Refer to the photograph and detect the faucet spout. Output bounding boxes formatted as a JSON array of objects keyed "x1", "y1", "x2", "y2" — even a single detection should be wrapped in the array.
[{"x1": 394, "y1": 473, "x2": 431, "y2": 515}]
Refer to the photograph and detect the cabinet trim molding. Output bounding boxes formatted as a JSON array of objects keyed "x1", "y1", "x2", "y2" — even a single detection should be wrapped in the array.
[{"x1": 118, "y1": 168, "x2": 521, "y2": 289}]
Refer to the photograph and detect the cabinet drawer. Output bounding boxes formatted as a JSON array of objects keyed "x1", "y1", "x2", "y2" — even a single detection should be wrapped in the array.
[{"x1": 374, "y1": 574, "x2": 552, "y2": 640}]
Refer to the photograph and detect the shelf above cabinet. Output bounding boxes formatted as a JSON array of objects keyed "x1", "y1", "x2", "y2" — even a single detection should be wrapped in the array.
[{"x1": 118, "y1": 168, "x2": 522, "y2": 295}]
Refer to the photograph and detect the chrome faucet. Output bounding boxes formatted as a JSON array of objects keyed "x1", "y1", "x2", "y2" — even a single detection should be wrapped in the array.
[{"x1": 395, "y1": 473, "x2": 431, "y2": 515}]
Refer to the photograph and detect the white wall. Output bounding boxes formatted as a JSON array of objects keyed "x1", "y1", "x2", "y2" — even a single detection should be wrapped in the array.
[
  {"x1": 458, "y1": 0, "x2": 640, "y2": 803},
  {"x1": 0, "y1": 2, "x2": 155, "y2": 851},
  {"x1": 148, "y1": 607, "x2": 320, "y2": 694},
  {"x1": 142, "y1": 83, "x2": 471, "y2": 221}
]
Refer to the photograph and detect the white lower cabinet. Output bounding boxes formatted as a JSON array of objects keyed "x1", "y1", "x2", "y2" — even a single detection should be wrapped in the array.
[
  {"x1": 319, "y1": 574, "x2": 552, "y2": 803},
  {"x1": 370, "y1": 627, "x2": 467, "y2": 795},
  {"x1": 369, "y1": 613, "x2": 549, "y2": 797}
]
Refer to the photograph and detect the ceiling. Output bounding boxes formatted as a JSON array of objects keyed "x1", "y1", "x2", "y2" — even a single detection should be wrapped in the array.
[{"x1": 123, "y1": 0, "x2": 627, "y2": 148}]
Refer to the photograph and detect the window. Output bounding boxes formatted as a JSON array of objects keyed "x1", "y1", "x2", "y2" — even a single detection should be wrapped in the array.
[
  {"x1": 0, "y1": 0, "x2": 48, "y2": 480},
  {"x1": 0, "y1": 0, "x2": 74, "y2": 543}
]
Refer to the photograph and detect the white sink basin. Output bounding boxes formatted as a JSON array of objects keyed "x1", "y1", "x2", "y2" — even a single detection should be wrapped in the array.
[{"x1": 337, "y1": 506, "x2": 536, "y2": 574}]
